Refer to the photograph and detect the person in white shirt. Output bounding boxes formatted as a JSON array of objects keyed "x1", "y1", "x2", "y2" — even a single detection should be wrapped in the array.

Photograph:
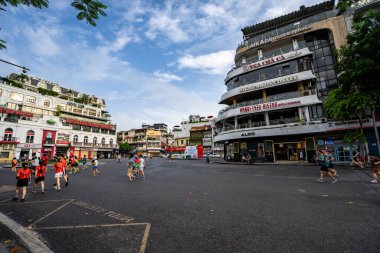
[
  {"x1": 92, "y1": 157, "x2": 101, "y2": 176},
  {"x1": 139, "y1": 155, "x2": 145, "y2": 179}
]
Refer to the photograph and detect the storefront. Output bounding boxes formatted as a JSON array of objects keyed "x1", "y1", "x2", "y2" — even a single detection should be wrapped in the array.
[
  {"x1": 41, "y1": 130, "x2": 56, "y2": 159},
  {"x1": 15, "y1": 143, "x2": 41, "y2": 160},
  {"x1": 55, "y1": 133, "x2": 70, "y2": 157}
]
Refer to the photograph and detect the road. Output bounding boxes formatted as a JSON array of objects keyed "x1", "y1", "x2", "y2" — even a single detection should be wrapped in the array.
[{"x1": 0, "y1": 158, "x2": 379, "y2": 253}]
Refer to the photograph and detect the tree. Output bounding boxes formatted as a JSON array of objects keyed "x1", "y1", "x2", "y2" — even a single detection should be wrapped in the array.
[
  {"x1": 119, "y1": 142, "x2": 131, "y2": 154},
  {"x1": 324, "y1": 9, "x2": 380, "y2": 155},
  {"x1": 0, "y1": 0, "x2": 107, "y2": 49}
]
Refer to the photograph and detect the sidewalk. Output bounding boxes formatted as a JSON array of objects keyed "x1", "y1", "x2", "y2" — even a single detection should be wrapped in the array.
[
  {"x1": 0, "y1": 222, "x2": 29, "y2": 253},
  {"x1": 210, "y1": 159, "x2": 353, "y2": 167}
]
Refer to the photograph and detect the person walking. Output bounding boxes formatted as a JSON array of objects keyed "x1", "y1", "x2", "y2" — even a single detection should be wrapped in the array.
[
  {"x1": 12, "y1": 162, "x2": 31, "y2": 202},
  {"x1": 61, "y1": 155, "x2": 69, "y2": 187},
  {"x1": 11, "y1": 157, "x2": 18, "y2": 173},
  {"x1": 82, "y1": 155, "x2": 87, "y2": 169},
  {"x1": 139, "y1": 155, "x2": 146, "y2": 179},
  {"x1": 33, "y1": 159, "x2": 46, "y2": 194},
  {"x1": 127, "y1": 155, "x2": 135, "y2": 182},
  {"x1": 92, "y1": 157, "x2": 101, "y2": 176},
  {"x1": 352, "y1": 149, "x2": 364, "y2": 169},
  {"x1": 327, "y1": 150, "x2": 338, "y2": 177},
  {"x1": 116, "y1": 154, "x2": 122, "y2": 163},
  {"x1": 368, "y1": 153, "x2": 380, "y2": 183},
  {"x1": 53, "y1": 158, "x2": 64, "y2": 191}
]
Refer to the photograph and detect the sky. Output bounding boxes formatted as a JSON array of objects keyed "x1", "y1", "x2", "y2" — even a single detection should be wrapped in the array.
[{"x1": 0, "y1": 0, "x2": 325, "y2": 131}]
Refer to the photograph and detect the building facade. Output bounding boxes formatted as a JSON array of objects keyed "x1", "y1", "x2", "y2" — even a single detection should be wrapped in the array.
[
  {"x1": 214, "y1": 0, "x2": 380, "y2": 162},
  {"x1": 0, "y1": 74, "x2": 117, "y2": 162}
]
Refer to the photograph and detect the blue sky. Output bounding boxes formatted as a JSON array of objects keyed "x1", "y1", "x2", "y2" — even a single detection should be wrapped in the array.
[{"x1": 0, "y1": 0, "x2": 323, "y2": 130}]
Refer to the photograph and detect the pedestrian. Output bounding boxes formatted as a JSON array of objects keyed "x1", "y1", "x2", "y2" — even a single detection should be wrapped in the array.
[
  {"x1": 53, "y1": 158, "x2": 64, "y2": 191},
  {"x1": 33, "y1": 159, "x2": 46, "y2": 194},
  {"x1": 352, "y1": 149, "x2": 364, "y2": 169},
  {"x1": 139, "y1": 155, "x2": 146, "y2": 179},
  {"x1": 116, "y1": 154, "x2": 121, "y2": 163},
  {"x1": 317, "y1": 150, "x2": 337, "y2": 183},
  {"x1": 133, "y1": 154, "x2": 140, "y2": 178},
  {"x1": 92, "y1": 157, "x2": 101, "y2": 176},
  {"x1": 11, "y1": 157, "x2": 18, "y2": 173},
  {"x1": 66, "y1": 156, "x2": 72, "y2": 174},
  {"x1": 327, "y1": 150, "x2": 338, "y2": 177},
  {"x1": 12, "y1": 162, "x2": 31, "y2": 202},
  {"x1": 61, "y1": 155, "x2": 69, "y2": 187},
  {"x1": 368, "y1": 153, "x2": 380, "y2": 183},
  {"x1": 127, "y1": 155, "x2": 135, "y2": 182},
  {"x1": 82, "y1": 155, "x2": 87, "y2": 169},
  {"x1": 74, "y1": 156, "x2": 80, "y2": 173}
]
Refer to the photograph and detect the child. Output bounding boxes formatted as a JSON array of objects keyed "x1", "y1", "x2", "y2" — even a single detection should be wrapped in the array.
[
  {"x1": 92, "y1": 157, "x2": 101, "y2": 176},
  {"x1": 12, "y1": 162, "x2": 31, "y2": 202},
  {"x1": 53, "y1": 158, "x2": 64, "y2": 191},
  {"x1": 82, "y1": 155, "x2": 87, "y2": 169},
  {"x1": 127, "y1": 155, "x2": 135, "y2": 182},
  {"x1": 11, "y1": 157, "x2": 18, "y2": 173},
  {"x1": 33, "y1": 159, "x2": 46, "y2": 194}
]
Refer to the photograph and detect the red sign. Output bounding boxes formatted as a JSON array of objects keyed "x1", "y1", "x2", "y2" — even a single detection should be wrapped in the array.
[
  {"x1": 243, "y1": 55, "x2": 285, "y2": 72},
  {"x1": 240, "y1": 100, "x2": 301, "y2": 113}
]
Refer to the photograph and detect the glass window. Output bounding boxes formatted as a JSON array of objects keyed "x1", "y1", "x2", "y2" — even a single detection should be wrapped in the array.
[
  {"x1": 101, "y1": 138, "x2": 105, "y2": 144},
  {"x1": 4, "y1": 128, "x2": 13, "y2": 141},
  {"x1": 9, "y1": 92, "x2": 24, "y2": 102},
  {"x1": 26, "y1": 130, "x2": 34, "y2": 143},
  {"x1": 110, "y1": 139, "x2": 113, "y2": 145},
  {"x1": 44, "y1": 100, "x2": 50, "y2": 108},
  {"x1": 84, "y1": 136, "x2": 88, "y2": 144},
  {"x1": 73, "y1": 135, "x2": 78, "y2": 143},
  {"x1": 25, "y1": 96, "x2": 36, "y2": 104},
  {"x1": 93, "y1": 137, "x2": 97, "y2": 144}
]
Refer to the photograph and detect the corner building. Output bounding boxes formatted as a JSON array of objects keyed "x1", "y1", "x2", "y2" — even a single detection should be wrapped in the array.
[{"x1": 214, "y1": 0, "x2": 380, "y2": 162}]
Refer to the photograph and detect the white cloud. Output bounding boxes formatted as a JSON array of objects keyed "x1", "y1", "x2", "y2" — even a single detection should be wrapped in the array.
[
  {"x1": 23, "y1": 25, "x2": 61, "y2": 57},
  {"x1": 153, "y1": 70, "x2": 183, "y2": 82},
  {"x1": 178, "y1": 50, "x2": 235, "y2": 74}
]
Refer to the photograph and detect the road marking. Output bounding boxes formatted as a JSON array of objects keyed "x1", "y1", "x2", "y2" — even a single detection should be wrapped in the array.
[
  {"x1": 0, "y1": 199, "x2": 75, "y2": 206},
  {"x1": 0, "y1": 212, "x2": 53, "y2": 253},
  {"x1": 140, "y1": 222, "x2": 151, "y2": 253},
  {"x1": 72, "y1": 200, "x2": 135, "y2": 223},
  {"x1": 27, "y1": 199, "x2": 75, "y2": 229}
]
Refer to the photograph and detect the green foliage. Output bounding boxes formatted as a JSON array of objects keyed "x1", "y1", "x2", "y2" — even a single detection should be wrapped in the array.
[
  {"x1": 343, "y1": 131, "x2": 367, "y2": 144},
  {"x1": 336, "y1": 0, "x2": 360, "y2": 14},
  {"x1": 119, "y1": 142, "x2": 130, "y2": 152},
  {"x1": 0, "y1": 0, "x2": 107, "y2": 49},
  {"x1": 72, "y1": 0, "x2": 107, "y2": 27},
  {"x1": 1, "y1": 77, "x2": 24, "y2": 88},
  {"x1": 37, "y1": 87, "x2": 59, "y2": 97}
]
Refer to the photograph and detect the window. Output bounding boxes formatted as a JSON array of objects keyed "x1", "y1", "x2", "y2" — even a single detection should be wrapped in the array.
[
  {"x1": 110, "y1": 139, "x2": 113, "y2": 145},
  {"x1": 93, "y1": 137, "x2": 97, "y2": 145},
  {"x1": 101, "y1": 138, "x2": 105, "y2": 144},
  {"x1": 25, "y1": 96, "x2": 36, "y2": 104},
  {"x1": 73, "y1": 135, "x2": 79, "y2": 143},
  {"x1": 84, "y1": 136, "x2": 88, "y2": 144},
  {"x1": 0, "y1": 152, "x2": 9, "y2": 158},
  {"x1": 44, "y1": 100, "x2": 50, "y2": 108},
  {"x1": 9, "y1": 92, "x2": 24, "y2": 102},
  {"x1": 52, "y1": 85, "x2": 61, "y2": 93},
  {"x1": 4, "y1": 128, "x2": 13, "y2": 141},
  {"x1": 26, "y1": 130, "x2": 35, "y2": 143}
]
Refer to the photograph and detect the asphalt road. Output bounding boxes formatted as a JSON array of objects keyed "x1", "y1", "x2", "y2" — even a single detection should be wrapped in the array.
[{"x1": 0, "y1": 158, "x2": 379, "y2": 253}]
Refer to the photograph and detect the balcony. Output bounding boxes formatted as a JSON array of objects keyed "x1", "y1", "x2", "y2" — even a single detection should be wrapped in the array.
[{"x1": 0, "y1": 137, "x2": 19, "y2": 143}]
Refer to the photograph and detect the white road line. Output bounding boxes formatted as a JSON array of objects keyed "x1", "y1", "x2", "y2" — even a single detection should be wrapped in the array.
[
  {"x1": 27, "y1": 199, "x2": 75, "y2": 229},
  {"x1": 140, "y1": 223, "x2": 151, "y2": 253},
  {"x1": 0, "y1": 198, "x2": 75, "y2": 206},
  {"x1": 31, "y1": 222, "x2": 150, "y2": 230},
  {"x1": 0, "y1": 212, "x2": 53, "y2": 253}
]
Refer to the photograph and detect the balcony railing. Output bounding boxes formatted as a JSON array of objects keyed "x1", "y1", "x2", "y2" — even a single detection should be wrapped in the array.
[
  {"x1": 218, "y1": 91, "x2": 306, "y2": 117},
  {"x1": 71, "y1": 142, "x2": 118, "y2": 148},
  {"x1": 0, "y1": 137, "x2": 19, "y2": 142},
  {"x1": 269, "y1": 117, "x2": 297, "y2": 125}
]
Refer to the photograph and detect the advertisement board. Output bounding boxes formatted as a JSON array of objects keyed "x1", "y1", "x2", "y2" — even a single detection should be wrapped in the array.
[{"x1": 56, "y1": 133, "x2": 70, "y2": 145}]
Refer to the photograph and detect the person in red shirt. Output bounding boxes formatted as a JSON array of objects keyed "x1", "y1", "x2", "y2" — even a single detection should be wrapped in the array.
[
  {"x1": 11, "y1": 157, "x2": 18, "y2": 173},
  {"x1": 12, "y1": 162, "x2": 31, "y2": 202},
  {"x1": 61, "y1": 155, "x2": 69, "y2": 187},
  {"x1": 54, "y1": 158, "x2": 64, "y2": 191},
  {"x1": 33, "y1": 159, "x2": 46, "y2": 194}
]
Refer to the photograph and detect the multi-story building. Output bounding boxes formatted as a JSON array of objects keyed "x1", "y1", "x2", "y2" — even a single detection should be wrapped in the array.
[
  {"x1": 214, "y1": 0, "x2": 380, "y2": 162},
  {"x1": 117, "y1": 123, "x2": 171, "y2": 157},
  {"x1": 189, "y1": 125, "x2": 212, "y2": 153},
  {"x1": 0, "y1": 74, "x2": 117, "y2": 162},
  {"x1": 172, "y1": 115, "x2": 214, "y2": 148}
]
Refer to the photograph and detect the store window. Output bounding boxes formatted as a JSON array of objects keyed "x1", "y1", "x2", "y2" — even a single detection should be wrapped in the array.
[
  {"x1": 4, "y1": 128, "x2": 13, "y2": 141},
  {"x1": 84, "y1": 136, "x2": 88, "y2": 144},
  {"x1": 93, "y1": 137, "x2": 97, "y2": 145},
  {"x1": 73, "y1": 135, "x2": 79, "y2": 143},
  {"x1": 26, "y1": 130, "x2": 35, "y2": 143}
]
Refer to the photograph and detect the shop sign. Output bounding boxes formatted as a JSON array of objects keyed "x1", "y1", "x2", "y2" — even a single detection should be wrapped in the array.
[
  {"x1": 56, "y1": 133, "x2": 70, "y2": 145},
  {"x1": 245, "y1": 24, "x2": 312, "y2": 50},
  {"x1": 0, "y1": 107, "x2": 33, "y2": 117},
  {"x1": 241, "y1": 132, "x2": 255, "y2": 137},
  {"x1": 317, "y1": 139, "x2": 324, "y2": 146},
  {"x1": 240, "y1": 100, "x2": 301, "y2": 113},
  {"x1": 65, "y1": 118, "x2": 114, "y2": 130},
  {"x1": 238, "y1": 75, "x2": 298, "y2": 93},
  {"x1": 17, "y1": 143, "x2": 41, "y2": 149},
  {"x1": 325, "y1": 140, "x2": 334, "y2": 145}
]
